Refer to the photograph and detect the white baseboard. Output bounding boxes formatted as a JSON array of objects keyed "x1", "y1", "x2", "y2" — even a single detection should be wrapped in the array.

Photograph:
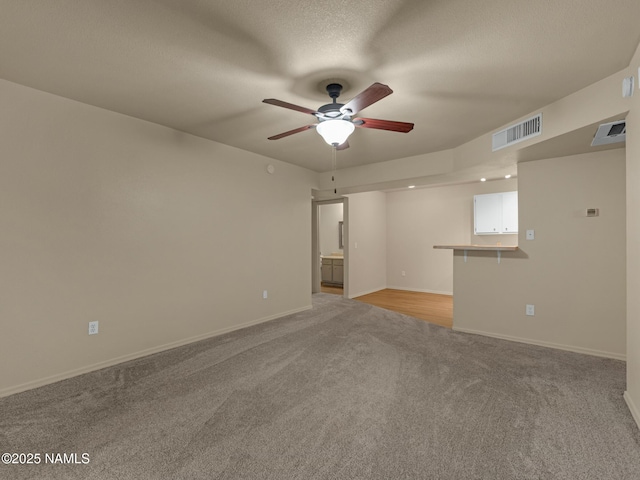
[
  {"x1": 348, "y1": 286, "x2": 387, "y2": 299},
  {"x1": 0, "y1": 305, "x2": 312, "y2": 399},
  {"x1": 453, "y1": 326, "x2": 626, "y2": 361},
  {"x1": 386, "y1": 285, "x2": 453, "y2": 296},
  {"x1": 624, "y1": 391, "x2": 640, "y2": 430}
]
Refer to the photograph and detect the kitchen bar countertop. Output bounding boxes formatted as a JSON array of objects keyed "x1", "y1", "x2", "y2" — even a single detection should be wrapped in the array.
[{"x1": 433, "y1": 244, "x2": 518, "y2": 251}]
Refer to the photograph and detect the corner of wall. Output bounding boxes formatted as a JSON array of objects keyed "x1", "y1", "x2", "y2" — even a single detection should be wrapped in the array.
[{"x1": 625, "y1": 39, "x2": 640, "y2": 429}]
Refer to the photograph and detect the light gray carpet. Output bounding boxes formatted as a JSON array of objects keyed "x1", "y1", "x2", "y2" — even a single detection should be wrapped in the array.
[{"x1": 1, "y1": 293, "x2": 639, "y2": 479}]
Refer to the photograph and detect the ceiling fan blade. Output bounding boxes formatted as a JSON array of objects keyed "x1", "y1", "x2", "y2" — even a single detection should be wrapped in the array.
[
  {"x1": 340, "y1": 83, "x2": 393, "y2": 115},
  {"x1": 354, "y1": 117, "x2": 414, "y2": 133},
  {"x1": 336, "y1": 141, "x2": 350, "y2": 151},
  {"x1": 267, "y1": 124, "x2": 315, "y2": 140},
  {"x1": 262, "y1": 98, "x2": 318, "y2": 116}
]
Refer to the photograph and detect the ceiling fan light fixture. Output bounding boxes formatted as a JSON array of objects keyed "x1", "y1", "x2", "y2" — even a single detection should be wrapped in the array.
[{"x1": 316, "y1": 119, "x2": 355, "y2": 146}]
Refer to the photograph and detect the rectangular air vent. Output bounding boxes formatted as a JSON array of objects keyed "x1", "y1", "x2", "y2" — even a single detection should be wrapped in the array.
[
  {"x1": 591, "y1": 120, "x2": 626, "y2": 146},
  {"x1": 492, "y1": 113, "x2": 542, "y2": 151}
]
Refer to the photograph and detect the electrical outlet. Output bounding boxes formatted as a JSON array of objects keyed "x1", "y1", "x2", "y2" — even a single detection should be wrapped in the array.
[
  {"x1": 401, "y1": 271, "x2": 406, "y2": 277},
  {"x1": 88, "y1": 321, "x2": 99, "y2": 335},
  {"x1": 525, "y1": 304, "x2": 535, "y2": 316},
  {"x1": 263, "y1": 290, "x2": 268, "y2": 299}
]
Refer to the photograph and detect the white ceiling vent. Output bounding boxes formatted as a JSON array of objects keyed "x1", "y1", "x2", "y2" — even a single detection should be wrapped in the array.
[
  {"x1": 492, "y1": 113, "x2": 542, "y2": 151},
  {"x1": 591, "y1": 120, "x2": 626, "y2": 146}
]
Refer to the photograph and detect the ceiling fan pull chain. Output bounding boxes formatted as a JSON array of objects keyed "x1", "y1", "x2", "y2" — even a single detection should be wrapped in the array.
[{"x1": 332, "y1": 146, "x2": 337, "y2": 194}]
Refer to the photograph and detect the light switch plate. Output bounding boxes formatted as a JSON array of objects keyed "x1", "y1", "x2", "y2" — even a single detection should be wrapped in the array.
[
  {"x1": 623, "y1": 76, "x2": 635, "y2": 97},
  {"x1": 526, "y1": 229, "x2": 535, "y2": 240}
]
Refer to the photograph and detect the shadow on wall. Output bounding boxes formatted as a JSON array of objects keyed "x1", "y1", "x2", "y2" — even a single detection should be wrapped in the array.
[{"x1": 453, "y1": 249, "x2": 530, "y2": 261}]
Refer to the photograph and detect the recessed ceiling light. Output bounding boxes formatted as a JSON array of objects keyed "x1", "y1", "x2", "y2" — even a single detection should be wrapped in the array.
[
  {"x1": 408, "y1": 185, "x2": 415, "y2": 189},
  {"x1": 480, "y1": 178, "x2": 487, "y2": 182},
  {"x1": 505, "y1": 174, "x2": 511, "y2": 179}
]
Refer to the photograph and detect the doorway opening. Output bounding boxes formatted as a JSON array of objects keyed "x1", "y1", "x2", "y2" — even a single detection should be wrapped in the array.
[{"x1": 312, "y1": 198, "x2": 348, "y2": 297}]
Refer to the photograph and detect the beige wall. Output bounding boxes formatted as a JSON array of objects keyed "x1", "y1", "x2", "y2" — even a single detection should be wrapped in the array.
[
  {"x1": 386, "y1": 179, "x2": 517, "y2": 294},
  {"x1": 625, "y1": 43, "x2": 640, "y2": 425},
  {"x1": 0, "y1": 80, "x2": 316, "y2": 396},
  {"x1": 454, "y1": 150, "x2": 626, "y2": 359},
  {"x1": 346, "y1": 191, "x2": 387, "y2": 298}
]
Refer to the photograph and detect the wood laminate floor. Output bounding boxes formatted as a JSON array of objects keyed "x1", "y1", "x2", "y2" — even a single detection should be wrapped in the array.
[
  {"x1": 321, "y1": 285, "x2": 344, "y2": 295},
  {"x1": 354, "y1": 289, "x2": 453, "y2": 329}
]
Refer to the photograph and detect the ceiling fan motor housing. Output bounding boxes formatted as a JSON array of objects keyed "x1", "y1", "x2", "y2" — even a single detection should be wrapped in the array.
[{"x1": 318, "y1": 103, "x2": 345, "y2": 118}]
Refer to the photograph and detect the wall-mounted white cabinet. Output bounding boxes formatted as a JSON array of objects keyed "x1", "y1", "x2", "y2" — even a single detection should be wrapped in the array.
[{"x1": 474, "y1": 191, "x2": 518, "y2": 235}]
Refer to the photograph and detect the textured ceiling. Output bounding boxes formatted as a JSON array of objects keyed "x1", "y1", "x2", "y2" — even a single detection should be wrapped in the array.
[{"x1": 2, "y1": 0, "x2": 639, "y2": 172}]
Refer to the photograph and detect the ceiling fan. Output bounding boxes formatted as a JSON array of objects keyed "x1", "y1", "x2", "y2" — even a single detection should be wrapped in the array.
[{"x1": 263, "y1": 82, "x2": 414, "y2": 149}]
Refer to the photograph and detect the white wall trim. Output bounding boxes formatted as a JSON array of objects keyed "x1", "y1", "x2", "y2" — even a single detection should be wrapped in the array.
[
  {"x1": 386, "y1": 285, "x2": 453, "y2": 296},
  {"x1": 453, "y1": 326, "x2": 626, "y2": 361},
  {"x1": 0, "y1": 305, "x2": 312, "y2": 399},
  {"x1": 624, "y1": 391, "x2": 640, "y2": 430}
]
